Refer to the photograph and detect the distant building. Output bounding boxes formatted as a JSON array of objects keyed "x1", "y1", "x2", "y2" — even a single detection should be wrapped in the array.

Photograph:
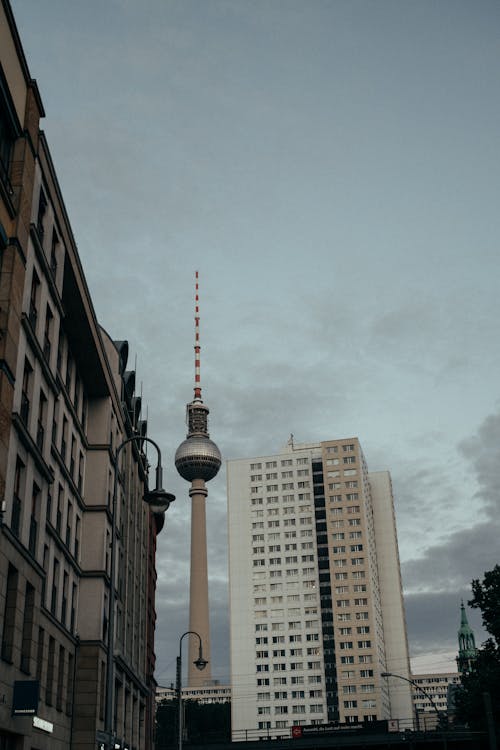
[
  {"x1": 410, "y1": 673, "x2": 461, "y2": 729},
  {"x1": 157, "y1": 684, "x2": 231, "y2": 705},
  {"x1": 0, "y1": 3, "x2": 167, "y2": 748},
  {"x1": 227, "y1": 437, "x2": 413, "y2": 739}
]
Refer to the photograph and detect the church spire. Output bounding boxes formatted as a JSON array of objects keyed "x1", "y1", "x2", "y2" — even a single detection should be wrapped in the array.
[{"x1": 456, "y1": 600, "x2": 477, "y2": 674}]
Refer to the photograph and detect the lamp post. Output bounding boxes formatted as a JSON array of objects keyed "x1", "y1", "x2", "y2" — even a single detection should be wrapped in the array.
[
  {"x1": 177, "y1": 631, "x2": 208, "y2": 750},
  {"x1": 381, "y1": 671, "x2": 447, "y2": 730},
  {"x1": 104, "y1": 435, "x2": 175, "y2": 750}
]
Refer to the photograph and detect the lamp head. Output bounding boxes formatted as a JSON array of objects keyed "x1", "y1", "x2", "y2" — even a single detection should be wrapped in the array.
[
  {"x1": 144, "y1": 488, "x2": 175, "y2": 514},
  {"x1": 194, "y1": 656, "x2": 208, "y2": 671},
  {"x1": 381, "y1": 672, "x2": 391, "y2": 678}
]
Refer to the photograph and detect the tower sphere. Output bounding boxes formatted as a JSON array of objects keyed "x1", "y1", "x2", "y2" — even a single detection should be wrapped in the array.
[{"x1": 175, "y1": 435, "x2": 221, "y2": 482}]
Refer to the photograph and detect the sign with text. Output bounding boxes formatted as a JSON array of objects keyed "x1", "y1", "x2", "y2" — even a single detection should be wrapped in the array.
[{"x1": 12, "y1": 681, "x2": 39, "y2": 716}]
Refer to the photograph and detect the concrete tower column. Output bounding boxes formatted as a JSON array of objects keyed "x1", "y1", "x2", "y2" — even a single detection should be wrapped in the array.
[{"x1": 188, "y1": 479, "x2": 211, "y2": 685}]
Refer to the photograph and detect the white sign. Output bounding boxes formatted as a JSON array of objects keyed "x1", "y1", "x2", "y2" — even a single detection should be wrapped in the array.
[{"x1": 33, "y1": 715, "x2": 54, "y2": 733}]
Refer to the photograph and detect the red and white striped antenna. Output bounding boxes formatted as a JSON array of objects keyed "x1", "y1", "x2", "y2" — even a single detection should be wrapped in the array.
[{"x1": 194, "y1": 271, "x2": 202, "y2": 401}]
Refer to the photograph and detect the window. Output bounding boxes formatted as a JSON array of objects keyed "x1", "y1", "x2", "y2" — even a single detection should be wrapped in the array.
[
  {"x1": 1, "y1": 565, "x2": 18, "y2": 662},
  {"x1": 265, "y1": 461, "x2": 277, "y2": 468},
  {"x1": 21, "y1": 359, "x2": 33, "y2": 425},
  {"x1": 250, "y1": 463, "x2": 262, "y2": 470},
  {"x1": 343, "y1": 456, "x2": 356, "y2": 464},
  {"x1": 343, "y1": 444, "x2": 355, "y2": 452},
  {"x1": 339, "y1": 641, "x2": 353, "y2": 650},
  {"x1": 36, "y1": 392, "x2": 47, "y2": 452},
  {"x1": 28, "y1": 483, "x2": 40, "y2": 555},
  {"x1": 340, "y1": 655, "x2": 354, "y2": 664},
  {"x1": 357, "y1": 640, "x2": 371, "y2": 648},
  {"x1": 46, "y1": 636, "x2": 55, "y2": 705},
  {"x1": 344, "y1": 469, "x2": 357, "y2": 476},
  {"x1": 29, "y1": 271, "x2": 41, "y2": 329},
  {"x1": 11, "y1": 458, "x2": 24, "y2": 537},
  {"x1": 343, "y1": 685, "x2": 357, "y2": 694},
  {"x1": 51, "y1": 558, "x2": 59, "y2": 616},
  {"x1": 310, "y1": 704, "x2": 323, "y2": 713},
  {"x1": 43, "y1": 305, "x2": 53, "y2": 361},
  {"x1": 56, "y1": 645, "x2": 65, "y2": 710},
  {"x1": 343, "y1": 700, "x2": 357, "y2": 709}
]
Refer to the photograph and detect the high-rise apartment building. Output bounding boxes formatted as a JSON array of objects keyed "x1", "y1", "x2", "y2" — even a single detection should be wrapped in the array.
[
  {"x1": 227, "y1": 437, "x2": 413, "y2": 738},
  {"x1": 0, "y1": 3, "x2": 167, "y2": 748}
]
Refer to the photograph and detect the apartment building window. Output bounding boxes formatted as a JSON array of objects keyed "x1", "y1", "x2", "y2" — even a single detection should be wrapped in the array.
[
  {"x1": 265, "y1": 461, "x2": 277, "y2": 469},
  {"x1": 349, "y1": 518, "x2": 361, "y2": 526},
  {"x1": 61, "y1": 417, "x2": 68, "y2": 462},
  {"x1": 340, "y1": 642, "x2": 353, "y2": 650},
  {"x1": 36, "y1": 187, "x2": 47, "y2": 240},
  {"x1": 56, "y1": 645, "x2": 65, "y2": 711},
  {"x1": 340, "y1": 655, "x2": 354, "y2": 664},
  {"x1": 358, "y1": 640, "x2": 371, "y2": 649},
  {"x1": 61, "y1": 572, "x2": 69, "y2": 627},
  {"x1": 28, "y1": 483, "x2": 40, "y2": 555},
  {"x1": 50, "y1": 228, "x2": 59, "y2": 276},
  {"x1": 36, "y1": 626, "x2": 45, "y2": 684},
  {"x1": 343, "y1": 444, "x2": 355, "y2": 452},
  {"x1": 66, "y1": 652, "x2": 74, "y2": 715},
  {"x1": 36, "y1": 392, "x2": 47, "y2": 452},
  {"x1": 347, "y1": 506, "x2": 360, "y2": 514},
  {"x1": 43, "y1": 305, "x2": 53, "y2": 361},
  {"x1": 352, "y1": 557, "x2": 364, "y2": 566},
  {"x1": 70, "y1": 435, "x2": 76, "y2": 478},
  {"x1": 21, "y1": 359, "x2": 33, "y2": 425},
  {"x1": 360, "y1": 684, "x2": 375, "y2": 693},
  {"x1": 354, "y1": 597, "x2": 368, "y2": 605},
  {"x1": 51, "y1": 558, "x2": 59, "y2": 616},
  {"x1": 266, "y1": 472, "x2": 277, "y2": 480},
  {"x1": 343, "y1": 700, "x2": 357, "y2": 709},
  {"x1": 343, "y1": 456, "x2": 356, "y2": 464},
  {"x1": 65, "y1": 354, "x2": 73, "y2": 393},
  {"x1": 344, "y1": 469, "x2": 357, "y2": 476},
  {"x1": 251, "y1": 474, "x2": 262, "y2": 482},
  {"x1": 29, "y1": 270, "x2": 41, "y2": 328},
  {"x1": 56, "y1": 485, "x2": 63, "y2": 534},
  {"x1": 1, "y1": 565, "x2": 18, "y2": 662},
  {"x1": 46, "y1": 636, "x2": 55, "y2": 705},
  {"x1": 345, "y1": 481, "x2": 358, "y2": 488},
  {"x1": 250, "y1": 463, "x2": 262, "y2": 470},
  {"x1": 11, "y1": 458, "x2": 24, "y2": 537},
  {"x1": 77, "y1": 452, "x2": 84, "y2": 493}
]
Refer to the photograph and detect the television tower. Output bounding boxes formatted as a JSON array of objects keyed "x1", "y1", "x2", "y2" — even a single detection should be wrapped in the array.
[{"x1": 175, "y1": 272, "x2": 221, "y2": 686}]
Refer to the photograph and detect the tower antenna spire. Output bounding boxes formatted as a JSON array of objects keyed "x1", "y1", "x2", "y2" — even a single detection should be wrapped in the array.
[{"x1": 194, "y1": 270, "x2": 202, "y2": 401}]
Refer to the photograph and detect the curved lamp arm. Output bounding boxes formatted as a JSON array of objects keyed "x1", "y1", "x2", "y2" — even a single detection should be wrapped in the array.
[{"x1": 381, "y1": 671, "x2": 446, "y2": 723}]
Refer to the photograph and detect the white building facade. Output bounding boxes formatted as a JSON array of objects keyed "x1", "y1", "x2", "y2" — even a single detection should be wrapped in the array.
[{"x1": 227, "y1": 438, "x2": 413, "y2": 739}]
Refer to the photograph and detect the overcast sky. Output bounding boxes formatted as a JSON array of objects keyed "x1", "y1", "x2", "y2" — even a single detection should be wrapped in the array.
[{"x1": 11, "y1": 0, "x2": 500, "y2": 685}]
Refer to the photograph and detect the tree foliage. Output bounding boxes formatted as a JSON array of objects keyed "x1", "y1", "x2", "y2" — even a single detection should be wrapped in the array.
[{"x1": 455, "y1": 565, "x2": 500, "y2": 731}]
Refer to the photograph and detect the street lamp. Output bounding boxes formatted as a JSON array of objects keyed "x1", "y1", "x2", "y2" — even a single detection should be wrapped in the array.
[
  {"x1": 104, "y1": 435, "x2": 175, "y2": 749},
  {"x1": 177, "y1": 631, "x2": 208, "y2": 750},
  {"x1": 381, "y1": 671, "x2": 447, "y2": 729}
]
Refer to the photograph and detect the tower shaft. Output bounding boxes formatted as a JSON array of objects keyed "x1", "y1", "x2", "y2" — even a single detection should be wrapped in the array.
[{"x1": 188, "y1": 478, "x2": 211, "y2": 686}]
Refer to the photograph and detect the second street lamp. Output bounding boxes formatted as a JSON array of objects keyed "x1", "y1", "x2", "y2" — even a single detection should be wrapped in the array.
[
  {"x1": 104, "y1": 435, "x2": 175, "y2": 750},
  {"x1": 177, "y1": 631, "x2": 208, "y2": 750},
  {"x1": 381, "y1": 671, "x2": 447, "y2": 730}
]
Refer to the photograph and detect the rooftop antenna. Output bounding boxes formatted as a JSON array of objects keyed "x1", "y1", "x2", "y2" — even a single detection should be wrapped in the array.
[{"x1": 194, "y1": 270, "x2": 202, "y2": 402}]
